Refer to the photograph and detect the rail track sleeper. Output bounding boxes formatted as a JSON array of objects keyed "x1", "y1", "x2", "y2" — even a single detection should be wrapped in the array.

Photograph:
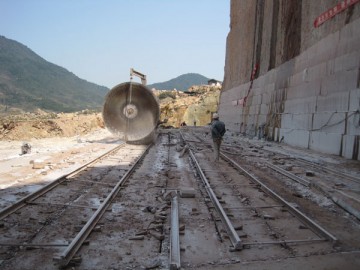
[
  {"x1": 67, "y1": 179, "x2": 115, "y2": 187},
  {"x1": 27, "y1": 201, "x2": 98, "y2": 210},
  {"x1": 225, "y1": 205, "x2": 284, "y2": 210},
  {"x1": 0, "y1": 243, "x2": 69, "y2": 247},
  {"x1": 221, "y1": 153, "x2": 338, "y2": 243},
  {"x1": 189, "y1": 149, "x2": 242, "y2": 250},
  {"x1": 53, "y1": 144, "x2": 151, "y2": 267},
  {"x1": 243, "y1": 238, "x2": 327, "y2": 247}
]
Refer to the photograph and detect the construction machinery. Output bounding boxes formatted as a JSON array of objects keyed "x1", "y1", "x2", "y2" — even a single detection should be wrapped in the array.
[{"x1": 102, "y1": 69, "x2": 159, "y2": 144}]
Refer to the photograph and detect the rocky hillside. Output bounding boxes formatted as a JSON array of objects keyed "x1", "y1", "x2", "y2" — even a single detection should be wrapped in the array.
[
  {"x1": 154, "y1": 84, "x2": 221, "y2": 128},
  {"x1": 0, "y1": 36, "x2": 109, "y2": 113},
  {"x1": 0, "y1": 109, "x2": 104, "y2": 140}
]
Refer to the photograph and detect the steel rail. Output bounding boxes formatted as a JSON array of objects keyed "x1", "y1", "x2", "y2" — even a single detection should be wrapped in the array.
[
  {"x1": 298, "y1": 158, "x2": 360, "y2": 184},
  {"x1": 243, "y1": 238, "x2": 327, "y2": 247},
  {"x1": 169, "y1": 195, "x2": 181, "y2": 270},
  {"x1": 259, "y1": 144, "x2": 360, "y2": 184},
  {"x1": 53, "y1": 144, "x2": 151, "y2": 267},
  {"x1": 221, "y1": 152, "x2": 338, "y2": 243},
  {"x1": 0, "y1": 143, "x2": 125, "y2": 221},
  {"x1": 189, "y1": 149, "x2": 243, "y2": 250},
  {"x1": 0, "y1": 243, "x2": 68, "y2": 247},
  {"x1": 264, "y1": 161, "x2": 310, "y2": 187}
]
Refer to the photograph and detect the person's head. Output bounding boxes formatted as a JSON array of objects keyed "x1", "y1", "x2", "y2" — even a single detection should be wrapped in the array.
[{"x1": 212, "y1": 113, "x2": 219, "y2": 120}]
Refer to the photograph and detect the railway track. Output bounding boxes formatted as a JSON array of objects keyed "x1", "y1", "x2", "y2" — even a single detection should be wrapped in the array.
[
  {"x1": 0, "y1": 142, "x2": 150, "y2": 269},
  {"x1": 175, "y1": 132, "x2": 336, "y2": 263},
  {"x1": 188, "y1": 128, "x2": 360, "y2": 221},
  {"x1": 0, "y1": 128, "x2": 359, "y2": 269}
]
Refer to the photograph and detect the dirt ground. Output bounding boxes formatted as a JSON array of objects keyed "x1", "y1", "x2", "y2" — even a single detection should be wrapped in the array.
[
  {"x1": 0, "y1": 111, "x2": 104, "y2": 141},
  {"x1": 0, "y1": 112, "x2": 119, "y2": 209},
  {"x1": 1, "y1": 115, "x2": 360, "y2": 269}
]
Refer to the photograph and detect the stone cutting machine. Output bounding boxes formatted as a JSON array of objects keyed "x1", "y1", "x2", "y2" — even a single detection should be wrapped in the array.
[{"x1": 102, "y1": 69, "x2": 160, "y2": 144}]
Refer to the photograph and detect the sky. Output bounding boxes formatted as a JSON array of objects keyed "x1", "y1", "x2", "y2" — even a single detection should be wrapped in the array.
[{"x1": 0, "y1": 0, "x2": 230, "y2": 88}]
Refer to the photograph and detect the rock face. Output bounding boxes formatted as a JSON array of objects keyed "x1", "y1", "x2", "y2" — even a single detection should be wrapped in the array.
[
  {"x1": 156, "y1": 85, "x2": 221, "y2": 128},
  {"x1": 221, "y1": 0, "x2": 360, "y2": 160}
]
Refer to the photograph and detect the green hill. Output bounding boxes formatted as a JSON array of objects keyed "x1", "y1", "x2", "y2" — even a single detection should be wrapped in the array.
[
  {"x1": 0, "y1": 36, "x2": 109, "y2": 113},
  {"x1": 148, "y1": 73, "x2": 209, "y2": 91}
]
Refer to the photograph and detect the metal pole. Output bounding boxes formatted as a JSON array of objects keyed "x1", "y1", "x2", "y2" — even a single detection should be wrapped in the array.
[{"x1": 170, "y1": 195, "x2": 181, "y2": 270}]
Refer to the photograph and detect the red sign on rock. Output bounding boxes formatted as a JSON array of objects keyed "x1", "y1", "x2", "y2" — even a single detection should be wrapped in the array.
[{"x1": 314, "y1": 0, "x2": 360, "y2": 28}]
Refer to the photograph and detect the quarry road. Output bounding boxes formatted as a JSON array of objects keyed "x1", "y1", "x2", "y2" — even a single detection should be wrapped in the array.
[
  {"x1": 0, "y1": 127, "x2": 359, "y2": 269},
  {"x1": 0, "y1": 143, "x2": 150, "y2": 269}
]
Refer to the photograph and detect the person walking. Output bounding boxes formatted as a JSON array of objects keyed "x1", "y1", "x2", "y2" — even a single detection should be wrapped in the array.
[{"x1": 211, "y1": 113, "x2": 226, "y2": 161}]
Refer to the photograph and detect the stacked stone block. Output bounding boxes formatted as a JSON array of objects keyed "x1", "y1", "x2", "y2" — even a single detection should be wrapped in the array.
[{"x1": 219, "y1": 18, "x2": 360, "y2": 160}]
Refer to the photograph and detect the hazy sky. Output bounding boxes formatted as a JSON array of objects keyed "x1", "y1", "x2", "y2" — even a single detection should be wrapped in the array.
[{"x1": 1, "y1": 0, "x2": 230, "y2": 88}]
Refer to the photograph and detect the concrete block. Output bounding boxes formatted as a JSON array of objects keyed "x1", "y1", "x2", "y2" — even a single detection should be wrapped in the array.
[
  {"x1": 260, "y1": 104, "x2": 269, "y2": 115},
  {"x1": 252, "y1": 77, "x2": 263, "y2": 89},
  {"x1": 316, "y1": 91, "x2": 350, "y2": 113},
  {"x1": 342, "y1": 135, "x2": 360, "y2": 160},
  {"x1": 287, "y1": 80, "x2": 321, "y2": 100},
  {"x1": 279, "y1": 128, "x2": 310, "y2": 148},
  {"x1": 337, "y1": 35, "x2": 360, "y2": 55},
  {"x1": 294, "y1": 49, "x2": 310, "y2": 74},
  {"x1": 249, "y1": 105, "x2": 259, "y2": 115},
  {"x1": 310, "y1": 35, "x2": 337, "y2": 66},
  {"x1": 246, "y1": 94, "x2": 261, "y2": 106},
  {"x1": 281, "y1": 113, "x2": 312, "y2": 130},
  {"x1": 265, "y1": 82, "x2": 275, "y2": 93},
  {"x1": 312, "y1": 112, "x2": 346, "y2": 134},
  {"x1": 264, "y1": 69, "x2": 277, "y2": 85},
  {"x1": 326, "y1": 59, "x2": 336, "y2": 76},
  {"x1": 261, "y1": 92, "x2": 271, "y2": 104},
  {"x1": 305, "y1": 62, "x2": 328, "y2": 83},
  {"x1": 224, "y1": 87, "x2": 240, "y2": 102},
  {"x1": 349, "y1": 89, "x2": 360, "y2": 112},
  {"x1": 309, "y1": 131, "x2": 342, "y2": 155},
  {"x1": 352, "y1": 17, "x2": 360, "y2": 38},
  {"x1": 274, "y1": 127, "x2": 280, "y2": 142},
  {"x1": 283, "y1": 96, "x2": 317, "y2": 114},
  {"x1": 272, "y1": 88, "x2": 287, "y2": 104},
  {"x1": 251, "y1": 87, "x2": 262, "y2": 97},
  {"x1": 257, "y1": 114, "x2": 267, "y2": 125},
  {"x1": 346, "y1": 112, "x2": 360, "y2": 136},
  {"x1": 334, "y1": 51, "x2": 360, "y2": 73},
  {"x1": 289, "y1": 71, "x2": 303, "y2": 87},
  {"x1": 275, "y1": 60, "x2": 295, "y2": 88},
  {"x1": 320, "y1": 69, "x2": 358, "y2": 96}
]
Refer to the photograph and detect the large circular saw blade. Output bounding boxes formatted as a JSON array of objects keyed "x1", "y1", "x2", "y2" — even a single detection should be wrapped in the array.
[{"x1": 102, "y1": 82, "x2": 159, "y2": 143}]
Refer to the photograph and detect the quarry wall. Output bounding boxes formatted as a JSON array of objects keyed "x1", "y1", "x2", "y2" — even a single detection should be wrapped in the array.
[{"x1": 220, "y1": 0, "x2": 360, "y2": 160}]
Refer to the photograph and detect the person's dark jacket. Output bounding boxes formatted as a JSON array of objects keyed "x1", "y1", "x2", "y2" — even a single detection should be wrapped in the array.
[{"x1": 211, "y1": 120, "x2": 226, "y2": 140}]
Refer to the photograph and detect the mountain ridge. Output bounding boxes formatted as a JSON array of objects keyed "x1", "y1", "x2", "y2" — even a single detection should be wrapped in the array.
[
  {"x1": 0, "y1": 36, "x2": 214, "y2": 113},
  {"x1": 0, "y1": 36, "x2": 109, "y2": 113},
  {"x1": 147, "y1": 73, "x2": 210, "y2": 91}
]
